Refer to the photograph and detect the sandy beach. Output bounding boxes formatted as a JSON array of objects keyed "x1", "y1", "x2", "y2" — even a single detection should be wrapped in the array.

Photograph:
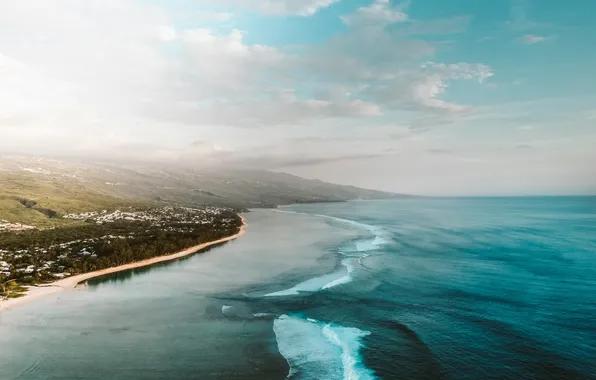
[{"x1": 0, "y1": 217, "x2": 247, "y2": 312}]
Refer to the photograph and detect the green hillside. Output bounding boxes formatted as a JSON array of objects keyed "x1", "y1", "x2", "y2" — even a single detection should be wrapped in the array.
[{"x1": 0, "y1": 172, "x2": 143, "y2": 228}]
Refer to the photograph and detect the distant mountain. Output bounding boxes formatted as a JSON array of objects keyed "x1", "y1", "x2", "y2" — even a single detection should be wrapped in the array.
[{"x1": 0, "y1": 156, "x2": 408, "y2": 224}]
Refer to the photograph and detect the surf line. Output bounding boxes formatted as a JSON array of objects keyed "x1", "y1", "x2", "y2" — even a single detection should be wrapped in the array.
[{"x1": 266, "y1": 210, "x2": 387, "y2": 297}]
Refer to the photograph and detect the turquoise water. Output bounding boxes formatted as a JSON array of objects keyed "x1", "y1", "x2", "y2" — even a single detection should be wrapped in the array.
[{"x1": 1, "y1": 197, "x2": 595, "y2": 379}]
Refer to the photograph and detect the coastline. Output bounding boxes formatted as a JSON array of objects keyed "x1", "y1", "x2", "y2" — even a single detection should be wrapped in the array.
[{"x1": 0, "y1": 217, "x2": 247, "y2": 312}]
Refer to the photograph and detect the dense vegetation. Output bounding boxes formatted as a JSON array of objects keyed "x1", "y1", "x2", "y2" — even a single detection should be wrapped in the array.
[{"x1": 0, "y1": 209, "x2": 242, "y2": 299}]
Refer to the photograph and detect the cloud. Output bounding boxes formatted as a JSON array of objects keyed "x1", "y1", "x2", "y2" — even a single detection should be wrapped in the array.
[
  {"x1": 393, "y1": 16, "x2": 471, "y2": 36},
  {"x1": 422, "y1": 62, "x2": 494, "y2": 82},
  {"x1": 190, "y1": 140, "x2": 210, "y2": 147},
  {"x1": 517, "y1": 34, "x2": 546, "y2": 44},
  {"x1": 365, "y1": 62, "x2": 493, "y2": 115},
  {"x1": 291, "y1": 128, "x2": 411, "y2": 143},
  {"x1": 341, "y1": 0, "x2": 408, "y2": 27},
  {"x1": 138, "y1": 139, "x2": 389, "y2": 168},
  {"x1": 136, "y1": 4, "x2": 490, "y2": 129},
  {"x1": 0, "y1": 0, "x2": 493, "y2": 162},
  {"x1": 196, "y1": 0, "x2": 340, "y2": 16},
  {"x1": 157, "y1": 26, "x2": 178, "y2": 42},
  {"x1": 412, "y1": 75, "x2": 466, "y2": 112},
  {"x1": 427, "y1": 148, "x2": 453, "y2": 155},
  {"x1": 229, "y1": 152, "x2": 387, "y2": 169},
  {"x1": 389, "y1": 129, "x2": 418, "y2": 140}
]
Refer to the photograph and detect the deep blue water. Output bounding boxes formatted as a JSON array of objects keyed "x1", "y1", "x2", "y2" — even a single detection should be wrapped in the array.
[{"x1": 1, "y1": 197, "x2": 596, "y2": 379}]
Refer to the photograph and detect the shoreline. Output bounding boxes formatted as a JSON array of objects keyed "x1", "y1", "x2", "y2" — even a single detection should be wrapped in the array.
[{"x1": 0, "y1": 217, "x2": 247, "y2": 312}]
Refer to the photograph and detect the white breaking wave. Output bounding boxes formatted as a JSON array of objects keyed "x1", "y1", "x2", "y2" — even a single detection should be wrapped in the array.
[
  {"x1": 253, "y1": 313, "x2": 273, "y2": 318},
  {"x1": 311, "y1": 214, "x2": 390, "y2": 249},
  {"x1": 267, "y1": 209, "x2": 381, "y2": 378},
  {"x1": 322, "y1": 259, "x2": 355, "y2": 290},
  {"x1": 274, "y1": 315, "x2": 377, "y2": 380},
  {"x1": 272, "y1": 209, "x2": 390, "y2": 253},
  {"x1": 265, "y1": 258, "x2": 356, "y2": 297},
  {"x1": 266, "y1": 209, "x2": 389, "y2": 296}
]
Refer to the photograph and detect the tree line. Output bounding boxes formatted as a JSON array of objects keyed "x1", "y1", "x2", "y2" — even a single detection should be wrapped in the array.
[{"x1": 0, "y1": 210, "x2": 242, "y2": 296}]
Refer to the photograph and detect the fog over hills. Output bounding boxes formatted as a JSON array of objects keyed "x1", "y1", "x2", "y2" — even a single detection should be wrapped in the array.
[{"x1": 0, "y1": 155, "x2": 405, "y2": 224}]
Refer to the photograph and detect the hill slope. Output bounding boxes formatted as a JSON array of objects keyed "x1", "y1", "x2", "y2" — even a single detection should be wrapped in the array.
[{"x1": 0, "y1": 156, "x2": 407, "y2": 226}]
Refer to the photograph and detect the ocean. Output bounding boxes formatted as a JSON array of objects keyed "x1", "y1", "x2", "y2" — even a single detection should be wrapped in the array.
[{"x1": 1, "y1": 197, "x2": 595, "y2": 379}]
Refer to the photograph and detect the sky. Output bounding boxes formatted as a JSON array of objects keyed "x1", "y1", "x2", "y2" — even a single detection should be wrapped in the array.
[{"x1": 0, "y1": 0, "x2": 594, "y2": 195}]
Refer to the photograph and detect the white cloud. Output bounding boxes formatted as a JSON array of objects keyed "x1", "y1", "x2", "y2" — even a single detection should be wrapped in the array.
[
  {"x1": 517, "y1": 34, "x2": 547, "y2": 44},
  {"x1": 364, "y1": 62, "x2": 493, "y2": 115},
  {"x1": 180, "y1": 28, "x2": 284, "y2": 95},
  {"x1": 0, "y1": 1, "x2": 592, "y2": 196},
  {"x1": 157, "y1": 26, "x2": 178, "y2": 42},
  {"x1": 341, "y1": 0, "x2": 408, "y2": 27},
  {"x1": 422, "y1": 62, "x2": 494, "y2": 82},
  {"x1": 196, "y1": 0, "x2": 340, "y2": 16},
  {"x1": 0, "y1": 52, "x2": 23, "y2": 71},
  {"x1": 260, "y1": 0, "x2": 340, "y2": 15},
  {"x1": 0, "y1": 0, "x2": 492, "y2": 164},
  {"x1": 411, "y1": 76, "x2": 467, "y2": 113}
]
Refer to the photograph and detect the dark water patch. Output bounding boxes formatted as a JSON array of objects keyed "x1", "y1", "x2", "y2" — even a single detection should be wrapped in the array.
[{"x1": 364, "y1": 319, "x2": 446, "y2": 380}]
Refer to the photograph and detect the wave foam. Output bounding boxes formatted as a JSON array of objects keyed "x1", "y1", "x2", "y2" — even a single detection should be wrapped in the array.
[
  {"x1": 253, "y1": 313, "x2": 273, "y2": 318},
  {"x1": 274, "y1": 210, "x2": 389, "y2": 253},
  {"x1": 313, "y1": 214, "x2": 389, "y2": 248},
  {"x1": 266, "y1": 210, "x2": 389, "y2": 296},
  {"x1": 274, "y1": 315, "x2": 376, "y2": 380},
  {"x1": 322, "y1": 259, "x2": 355, "y2": 290},
  {"x1": 265, "y1": 258, "x2": 356, "y2": 297}
]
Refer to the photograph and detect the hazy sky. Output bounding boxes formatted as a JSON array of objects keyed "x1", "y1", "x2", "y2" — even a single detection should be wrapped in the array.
[{"x1": 1, "y1": 0, "x2": 594, "y2": 195}]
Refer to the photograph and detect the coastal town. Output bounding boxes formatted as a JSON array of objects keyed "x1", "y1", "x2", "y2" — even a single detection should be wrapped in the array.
[
  {"x1": 0, "y1": 220, "x2": 36, "y2": 232},
  {"x1": 0, "y1": 206, "x2": 242, "y2": 300}
]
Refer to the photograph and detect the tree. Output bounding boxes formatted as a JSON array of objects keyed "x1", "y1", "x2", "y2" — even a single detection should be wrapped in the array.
[
  {"x1": 0, "y1": 275, "x2": 6, "y2": 294},
  {"x1": 0, "y1": 275, "x2": 15, "y2": 297}
]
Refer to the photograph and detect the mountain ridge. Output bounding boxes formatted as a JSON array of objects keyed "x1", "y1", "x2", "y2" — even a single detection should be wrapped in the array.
[{"x1": 0, "y1": 155, "x2": 410, "y2": 226}]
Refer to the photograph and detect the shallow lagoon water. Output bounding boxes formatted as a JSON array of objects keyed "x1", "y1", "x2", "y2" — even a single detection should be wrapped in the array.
[{"x1": 1, "y1": 198, "x2": 596, "y2": 379}]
